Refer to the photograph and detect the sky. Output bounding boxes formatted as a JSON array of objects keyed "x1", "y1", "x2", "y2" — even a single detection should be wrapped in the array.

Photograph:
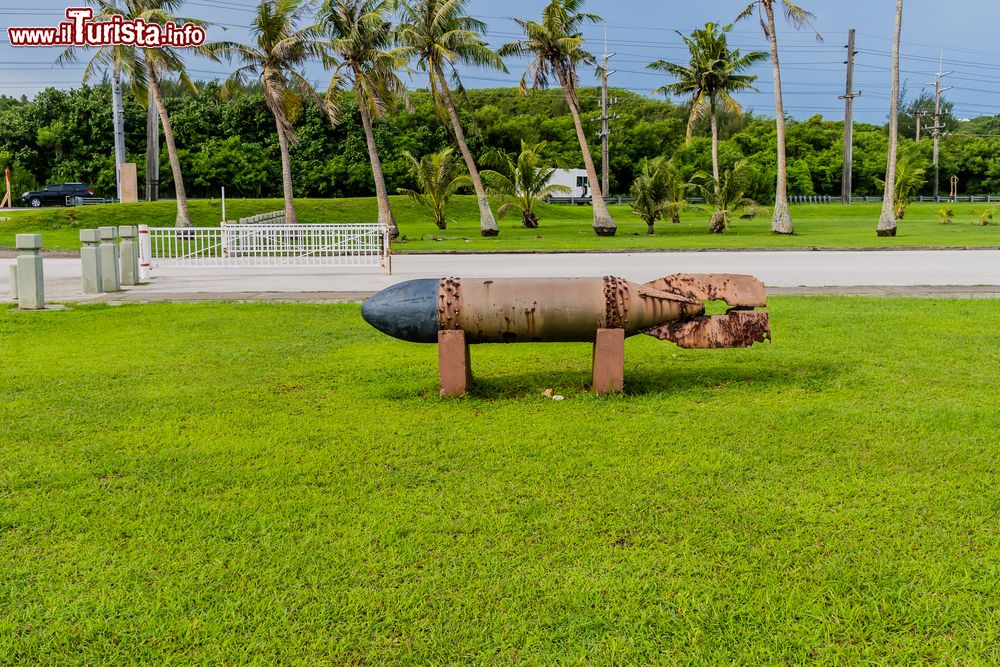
[{"x1": 2, "y1": 0, "x2": 999, "y2": 124}]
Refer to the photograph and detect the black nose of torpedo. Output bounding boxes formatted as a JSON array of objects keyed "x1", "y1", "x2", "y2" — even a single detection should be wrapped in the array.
[{"x1": 361, "y1": 279, "x2": 441, "y2": 344}]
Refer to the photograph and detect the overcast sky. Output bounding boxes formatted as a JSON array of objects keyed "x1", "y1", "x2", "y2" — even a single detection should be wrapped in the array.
[{"x1": 2, "y1": 0, "x2": 998, "y2": 124}]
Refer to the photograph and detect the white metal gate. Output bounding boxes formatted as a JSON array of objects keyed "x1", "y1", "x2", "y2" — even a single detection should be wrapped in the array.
[{"x1": 138, "y1": 223, "x2": 392, "y2": 275}]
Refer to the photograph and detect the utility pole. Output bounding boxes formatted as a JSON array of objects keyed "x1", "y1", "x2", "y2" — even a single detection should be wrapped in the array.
[
  {"x1": 929, "y1": 56, "x2": 952, "y2": 200},
  {"x1": 146, "y1": 87, "x2": 160, "y2": 201},
  {"x1": 839, "y1": 29, "x2": 860, "y2": 205},
  {"x1": 111, "y1": 69, "x2": 126, "y2": 201},
  {"x1": 915, "y1": 111, "x2": 928, "y2": 141},
  {"x1": 596, "y1": 28, "x2": 617, "y2": 197}
]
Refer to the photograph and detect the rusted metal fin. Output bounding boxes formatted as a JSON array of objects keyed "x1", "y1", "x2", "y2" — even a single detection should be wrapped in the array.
[
  {"x1": 644, "y1": 274, "x2": 767, "y2": 308},
  {"x1": 643, "y1": 311, "x2": 771, "y2": 349}
]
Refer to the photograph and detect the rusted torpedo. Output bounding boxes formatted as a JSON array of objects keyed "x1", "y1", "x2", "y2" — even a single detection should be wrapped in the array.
[{"x1": 361, "y1": 274, "x2": 770, "y2": 396}]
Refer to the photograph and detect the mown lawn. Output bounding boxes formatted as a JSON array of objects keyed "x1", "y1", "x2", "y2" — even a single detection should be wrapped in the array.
[
  {"x1": 2, "y1": 298, "x2": 1000, "y2": 663},
  {"x1": 2, "y1": 196, "x2": 999, "y2": 251}
]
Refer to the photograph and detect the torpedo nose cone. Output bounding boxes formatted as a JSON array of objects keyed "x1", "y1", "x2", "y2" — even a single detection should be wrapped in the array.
[{"x1": 361, "y1": 279, "x2": 440, "y2": 344}]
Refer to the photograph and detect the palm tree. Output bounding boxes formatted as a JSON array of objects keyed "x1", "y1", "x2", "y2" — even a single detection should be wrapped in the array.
[
  {"x1": 630, "y1": 156, "x2": 687, "y2": 235},
  {"x1": 59, "y1": 0, "x2": 202, "y2": 227},
  {"x1": 480, "y1": 140, "x2": 569, "y2": 228},
  {"x1": 878, "y1": 0, "x2": 904, "y2": 237},
  {"x1": 397, "y1": 148, "x2": 470, "y2": 230},
  {"x1": 321, "y1": 0, "x2": 410, "y2": 238},
  {"x1": 737, "y1": 0, "x2": 821, "y2": 235},
  {"x1": 395, "y1": 0, "x2": 507, "y2": 237},
  {"x1": 692, "y1": 160, "x2": 759, "y2": 234},
  {"x1": 648, "y1": 23, "x2": 764, "y2": 191},
  {"x1": 208, "y1": 0, "x2": 326, "y2": 225},
  {"x1": 499, "y1": 0, "x2": 616, "y2": 237}
]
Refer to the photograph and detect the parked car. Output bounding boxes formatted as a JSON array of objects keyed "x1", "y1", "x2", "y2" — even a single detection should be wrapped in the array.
[{"x1": 21, "y1": 183, "x2": 95, "y2": 207}]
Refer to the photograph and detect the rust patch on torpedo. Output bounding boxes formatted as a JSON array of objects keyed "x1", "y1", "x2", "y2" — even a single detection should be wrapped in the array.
[
  {"x1": 643, "y1": 311, "x2": 771, "y2": 349},
  {"x1": 438, "y1": 277, "x2": 462, "y2": 330},
  {"x1": 602, "y1": 276, "x2": 628, "y2": 329},
  {"x1": 645, "y1": 274, "x2": 767, "y2": 308}
]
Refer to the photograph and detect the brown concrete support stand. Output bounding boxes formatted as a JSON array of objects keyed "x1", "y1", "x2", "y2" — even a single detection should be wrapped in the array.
[
  {"x1": 592, "y1": 328, "x2": 625, "y2": 394},
  {"x1": 439, "y1": 330, "x2": 471, "y2": 397}
]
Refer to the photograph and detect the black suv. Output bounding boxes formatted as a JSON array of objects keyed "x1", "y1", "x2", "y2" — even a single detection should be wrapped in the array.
[{"x1": 21, "y1": 183, "x2": 95, "y2": 207}]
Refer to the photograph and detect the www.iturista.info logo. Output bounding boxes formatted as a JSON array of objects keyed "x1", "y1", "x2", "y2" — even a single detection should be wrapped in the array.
[{"x1": 7, "y1": 7, "x2": 206, "y2": 48}]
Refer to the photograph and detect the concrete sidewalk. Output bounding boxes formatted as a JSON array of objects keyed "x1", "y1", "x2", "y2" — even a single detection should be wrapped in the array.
[{"x1": 3, "y1": 250, "x2": 999, "y2": 303}]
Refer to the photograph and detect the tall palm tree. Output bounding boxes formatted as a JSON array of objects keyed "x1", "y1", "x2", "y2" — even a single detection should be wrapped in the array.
[
  {"x1": 649, "y1": 23, "x2": 764, "y2": 192},
  {"x1": 321, "y1": 0, "x2": 410, "y2": 238},
  {"x1": 499, "y1": 0, "x2": 616, "y2": 237},
  {"x1": 395, "y1": 0, "x2": 507, "y2": 237},
  {"x1": 397, "y1": 148, "x2": 471, "y2": 230},
  {"x1": 59, "y1": 0, "x2": 202, "y2": 227},
  {"x1": 208, "y1": 0, "x2": 326, "y2": 225},
  {"x1": 480, "y1": 140, "x2": 570, "y2": 228},
  {"x1": 878, "y1": 0, "x2": 904, "y2": 237},
  {"x1": 737, "y1": 0, "x2": 820, "y2": 235}
]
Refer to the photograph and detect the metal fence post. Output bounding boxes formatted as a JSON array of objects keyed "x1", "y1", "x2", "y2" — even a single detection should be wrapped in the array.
[
  {"x1": 138, "y1": 224, "x2": 151, "y2": 280},
  {"x1": 80, "y1": 229, "x2": 103, "y2": 294},
  {"x1": 15, "y1": 234, "x2": 44, "y2": 310},
  {"x1": 99, "y1": 226, "x2": 121, "y2": 292}
]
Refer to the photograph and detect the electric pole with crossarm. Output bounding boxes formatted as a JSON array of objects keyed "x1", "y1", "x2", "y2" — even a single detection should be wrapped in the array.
[
  {"x1": 839, "y1": 29, "x2": 860, "y2": 205},
  {"x1": 929, "y1": 57, "x2": 952, "y2": 200}
]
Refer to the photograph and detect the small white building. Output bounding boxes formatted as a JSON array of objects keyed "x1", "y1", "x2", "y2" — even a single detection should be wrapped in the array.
[{"x1": 548, "y1": 169, "x2": 590, "y2": 198}]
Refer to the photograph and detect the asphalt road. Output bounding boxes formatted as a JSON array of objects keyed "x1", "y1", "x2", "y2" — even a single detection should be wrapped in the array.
[{"x1": 2, "y1": 250, "x2": 999, "y2": 302}]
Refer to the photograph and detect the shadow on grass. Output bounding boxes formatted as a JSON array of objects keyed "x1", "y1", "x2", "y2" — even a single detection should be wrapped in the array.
[{"x1": 460, "y1": 359, "x2": 841, "y2": 399}]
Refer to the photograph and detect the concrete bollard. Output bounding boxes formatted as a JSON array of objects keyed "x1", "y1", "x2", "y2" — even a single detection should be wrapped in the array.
[
  {"x1": 80, "y1": 228, "x2": 103, "y2": 294},
  {"x1": 98, "y1": 226, "x2": 121, "y2": 292},
  {"x1": 8, "y1": 264, "x2": 18, "y2": 300},
  {"x1": 119, "y1": 225, "x2": 138, "y2": 286},
  {"x1": 15, "y1": 234, "x2": 44, "y2": 310}
]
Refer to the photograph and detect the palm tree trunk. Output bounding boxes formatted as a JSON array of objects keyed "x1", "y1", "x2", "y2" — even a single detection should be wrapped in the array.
[
  {"x1": 710, "y1": 95, "x2": 720, "y2": 193},
  {"x1": 274, "y1": 116, "x2": 298, "y2": 225},
  {"x1": 355, "y1": 86, "x2": 397, "y2": 238},
  {"x1": 148, "y1": 71, "x2": 191, "y2": 228},
  {"x1": 558, "y1": 69, "x2": 615, "y2": 236},
  {"x1": 878, "y1": 0, "x2": 903, "y2": 237},
  {"x1": 765, "y1": 1, "x2": 793, "y2": 235},
  {"x1": 435, "y1": 73, "x2": 498, "y2": 237}
]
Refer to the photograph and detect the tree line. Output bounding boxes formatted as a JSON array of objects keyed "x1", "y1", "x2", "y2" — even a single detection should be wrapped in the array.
[{"x1": 1, "y1": 0, "x2": 996, "y2": 236}]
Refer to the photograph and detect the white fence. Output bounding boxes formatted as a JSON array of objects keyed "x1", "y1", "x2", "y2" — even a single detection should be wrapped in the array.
[{"x1": 138, "y1": 223, "x2": 392, "y2": 274}]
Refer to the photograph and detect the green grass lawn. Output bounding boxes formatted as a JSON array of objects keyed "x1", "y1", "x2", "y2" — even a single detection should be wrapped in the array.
[
  {"x1": 2, "y1": 298, "x2": 1000, "y2": 663},
  {"x1": 2, "y1": 196, "x2": 999, "y2": 252}
]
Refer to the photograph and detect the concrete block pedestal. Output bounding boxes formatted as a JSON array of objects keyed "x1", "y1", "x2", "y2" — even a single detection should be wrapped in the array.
[
  {"x1": 439, "y1": 330, "x2": 471, "y2": 397},
  {"x1": 98, "y1": 226, "x2": 121, "y2": 293},
  {"x1": 80, "y1": 229, "x2": 103, "y2": 294},
  {"x1": 592, "y1": 328, "x2": 625, "y2": 395},
  {"x1": 15, "y1": 234, "x2": 44, "y2": 310},
  {"x1": 119, "y1": 225, "x2": 139, "y2": 286}
]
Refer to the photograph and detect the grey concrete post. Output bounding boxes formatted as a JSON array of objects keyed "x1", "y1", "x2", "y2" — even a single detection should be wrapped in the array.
[
  {"x1": 8, "y1": 264, "x2": 18, "y2": 300},
  {"x1": 119, "y1": 225, "x2": 138, "y2": 286},
  {"x1": 99, "y1": 226, "x2": 121, "y2": 292},
  {"x1": 15, "y1": 234, "x2": 44, "y2": 310},
  {"x1": 80, "y1": 229, "x2": 103, "y2": 294}
]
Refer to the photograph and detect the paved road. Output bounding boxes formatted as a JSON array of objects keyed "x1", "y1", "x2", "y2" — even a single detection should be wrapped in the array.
[{"x1": 2, "y1": 250, "x2": 999, "y2": 302}]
